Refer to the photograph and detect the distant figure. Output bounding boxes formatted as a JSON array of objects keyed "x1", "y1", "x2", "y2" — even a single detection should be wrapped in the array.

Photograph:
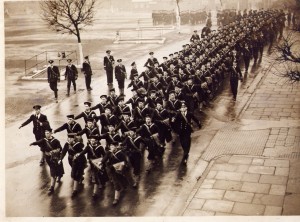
[
  {"x1": 64, "y1": 59, "x2": 78, "y2": 96},
  {"x1": 82, "y1": 55, "x2": 93, "y2": 91},
  {"x1": 47, "y1": 60, "x2": 60, "y2": 102},
  {"x1": 115, "y1": 59, "x2": 127, "y2": 96},
  {"x1": 230, "y1": 61, "x2": 243, "y2": 101},
  {"x1": 103, "y1": 50, "x2": 115, "y2": 87},
  {"x1": 190, "y1": 30, "x2": 200, "y2": 42}
]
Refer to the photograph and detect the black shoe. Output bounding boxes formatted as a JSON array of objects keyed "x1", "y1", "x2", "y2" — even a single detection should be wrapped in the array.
[
  {"x1": 112, "y1": 199, "x2": 119, "y2": 206},
  {"x1": 132, "y1": 182, "x2": 138, "y2": 188},
  {"x1": 181, "y1": 154, "x2": 188, "y2": 165},
  {"x1": 79, "y1": 177, "x2": 84, "y2": 185},
  {"x1": 48, "y1": 186, "x2": 54, "y2": 195},
  {"x1": 66, "y1": 93, "x2": 70, "y2": 96},
  {"x1": 71, "y1": 190, "x2": 78, "y2": 198},
  {"x1": 92, "y1": 193, "x2": 98, "y2": 199}
]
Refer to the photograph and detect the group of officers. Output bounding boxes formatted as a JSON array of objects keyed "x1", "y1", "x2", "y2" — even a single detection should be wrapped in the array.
[
  {"x1": 152, "y1": 10, "x2": 208, "y2": 26},
  {"x1": 19, "y1": 8, "x2": 285, "y2": 206}
]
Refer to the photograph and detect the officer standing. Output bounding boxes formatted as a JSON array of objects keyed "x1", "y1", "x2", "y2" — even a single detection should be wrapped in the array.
[
  {"x1": 19, "y1": 105, "x2": 50, "y2": 166},
  {"x1": 103, "y1": 50, "x2": 115, "y2": 87},
  {"x1": 82, "y1": 55, "x2": 93, "y2": 91},
  {"x1": 64, "y1": 59, "x2": 78, "y2": 96},
  {"x1": 115, "y1": 59, "x2": 127, "y2": 96},
  {"x1": 47, "y1": 60, "x2": 60, "y2": 102},
  {"x1": 172, "y1": 103, "x2": 201, "y2": 165}
]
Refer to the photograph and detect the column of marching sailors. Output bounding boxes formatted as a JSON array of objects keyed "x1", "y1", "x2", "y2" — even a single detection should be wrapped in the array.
[{"x1": 19, "y1": 9, "x2": 287, "y2": 206}]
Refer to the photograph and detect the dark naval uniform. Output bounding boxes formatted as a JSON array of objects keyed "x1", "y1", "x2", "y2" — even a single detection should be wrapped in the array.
[
  {"x1": 20, "y1": 112, "x2": 50, "y2": 150},
  {"x1": 82, "y1": 57, "x2": 93, "y2": 90},
  {"x1": 173, "y1": 105, "x2": 201, "y2": 164},
  {"x1": 47, "y1": 61, "x2": 60, "y2": 100},
  {"x1": 30, "y1": 136, "x2": 64, "y2": 178},
  {"x1": 64, "y1": 61, "x2": 78, "y2": 96},
  {"x1": 115, "y1": 60, "x2": 127, "y2": 95},
  {"x1": 104, "y1": 52, "x2": 115, "y2": 86}
]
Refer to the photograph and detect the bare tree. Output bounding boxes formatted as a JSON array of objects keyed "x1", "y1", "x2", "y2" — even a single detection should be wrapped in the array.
[
  {"x1": 266, "y1": 31, "x2": 300, "y2": 85},
  {"x1": 40, "y1": 0, "x2": 97, "y2": 66},
  {"x1": 274, "y1": 32, "x2": 300, "y2": 63}
]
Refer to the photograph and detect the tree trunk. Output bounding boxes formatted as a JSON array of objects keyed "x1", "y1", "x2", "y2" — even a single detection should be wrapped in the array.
[
  {"x1": 175, "y1": 2, "x2": 181, "y2": 31},
  {"x1": 78, "y1": 43, "x2": 83, "y2": 68},
  {"x1": 76, "y1": 28, "x2": 83, "y2": 68}
]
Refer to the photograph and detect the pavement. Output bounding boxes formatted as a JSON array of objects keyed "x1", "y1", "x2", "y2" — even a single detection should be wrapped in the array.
[{"x1": 179, "y1": 48, "x2": 300, "y2": 216}]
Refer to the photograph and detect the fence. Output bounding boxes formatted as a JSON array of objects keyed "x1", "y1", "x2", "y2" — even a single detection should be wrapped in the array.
[{"x1": 24, "y1": 50, "x2": 78, "y2": 76}]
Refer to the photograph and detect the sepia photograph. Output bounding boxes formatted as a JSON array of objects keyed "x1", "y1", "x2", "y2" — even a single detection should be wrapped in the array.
[{"x1": 3, "y1": 0, "x2": 300, "y2": 219}]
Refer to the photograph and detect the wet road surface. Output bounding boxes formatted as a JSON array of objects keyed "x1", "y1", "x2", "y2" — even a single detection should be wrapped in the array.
[{"x1": 6, "y1": 59, "x2": 264, "y2": 216}]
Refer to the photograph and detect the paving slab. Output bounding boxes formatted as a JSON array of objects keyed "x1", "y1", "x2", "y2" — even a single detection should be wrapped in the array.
[
  {"x1": 248, "y1": 165, "x2": 275, "y2": 175},
  {"x1": 252, "y1": 158, "x2": 265, "y2": 166},
  {"x1": 241, "y1": 182, "x2": 270, "y2": 194},
  {"x1": 183, "y1": 209, "x2": 215, "y2": 216},
  {"x1": 215, "y1": 156, "x2": 231, "y2": 163},
  {"x1": 206, "y1": 171, "x2": 217, "y2": 179},
  {"x1": 263, "y1": 148, "x2": 279, "y2": 157},
  {"x1": 275, "y1": 167, "x2": 289, "y2": 176},
  {"x1": 259, "y1": 175, "x2": 288, "y2": 185},
  {"x1": 241, "y1": 173, "x2": 261, "y2": 183},
  {"x1": 252, "y1": 194, "x2": 284, "y2": 207},
  {"x1": 211, "y1": 163, "x2": 237, "y2": 172},
  {"x1": 228, "y1": 156, "x2": 253, "y2": 165},
  {"x1": 269, "y1": 184, "x2": 286, "y2": 196},
  {"x1": 213, "y1": 180, "x2": 243, "y2": 191},
  {"x1": 200, "y1": 179, "x2": 216, "y2": 189},
  {"x1": 264, "y1": 159, "x2": 289, "y2": 168},
  {"x1": 195, "y1": 189, "x2": 225, "y2": 200},
  {"x1": 187, "y1": 198, "x2": 205, "y2": 210},
  {"x1": 236, "y1": 165, "x2": 250, "y2": 173},
  {"x1": 215, "y1": 171, "x2": 243, "y2": 181},
  {"x1": 224, "y1": 191, "x2": 254, "y2": 203},
  {"x1": 202, "y1": 200, "x2": 234, "y2": 213},
  {"x1": 264, "y1": 206, "x2": 283, "y2": 216},
  {"x1": 232, "y1": 202, "x2": 265, "y2": 215}
]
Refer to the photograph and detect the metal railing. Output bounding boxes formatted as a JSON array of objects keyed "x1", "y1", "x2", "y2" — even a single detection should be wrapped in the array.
[{"x1": 24, "y1": 50, "x2": 78, "y2": 76}]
